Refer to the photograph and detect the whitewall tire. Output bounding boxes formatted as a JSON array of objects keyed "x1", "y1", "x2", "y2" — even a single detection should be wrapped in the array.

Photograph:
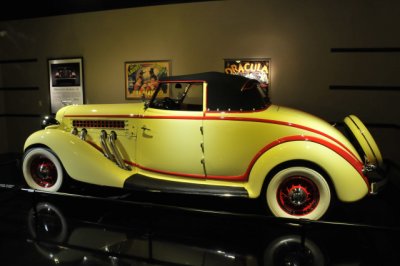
[
  {"x1": 22, "y1": 148, "x2": 64, "y2": 192},
  {"x1": 266, "y1": 166, "x2": 331, "y2": 220}
]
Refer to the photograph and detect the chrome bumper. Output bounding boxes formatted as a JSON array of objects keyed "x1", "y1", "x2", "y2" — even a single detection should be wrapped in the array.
[
  {"x1": 365, "y1": 162, "x2": 389, "y2": 195},
  {"x1": 370, "y1": 178, "x2": 388, "y2": 195}
]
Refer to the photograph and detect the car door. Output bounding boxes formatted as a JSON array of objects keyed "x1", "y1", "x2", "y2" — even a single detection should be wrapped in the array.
[
  {"x1": 202, "y1": 79, "x2": 270, "y2": 182},
  {"x1": 136, "y1": 83, "x2": 205, "y2": 179},
  {"x1": 202, "y1": 117, "x2": 263, "y2": 181}
]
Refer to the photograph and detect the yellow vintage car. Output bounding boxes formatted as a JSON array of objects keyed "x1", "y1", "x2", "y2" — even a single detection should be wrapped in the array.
[{"x1": 22, "y1": 72, "x2": 385, "y2": 220}]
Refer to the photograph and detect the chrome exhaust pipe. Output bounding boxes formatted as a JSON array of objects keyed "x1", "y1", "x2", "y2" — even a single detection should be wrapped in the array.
[
  {"x1": 100, "y1": 130, "x2": 115, "y2": 162},
  {"x1": 108, "y1": 131, "x2": 131, "y2": 170},
  {"x1": 79, "y1": 128, "x2": 87, "y2": 140}
]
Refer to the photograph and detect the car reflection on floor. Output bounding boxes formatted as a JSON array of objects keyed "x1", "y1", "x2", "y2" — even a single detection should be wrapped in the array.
[
  {"x1": 0, "y1": 186, "x2": 399, "y2": 266},
  {"x1": 27, "y1": 201, "x2": 255, "y2": 265},
  {"x1": 1, "y1": 155, "x2": 400, "y2": 265}
]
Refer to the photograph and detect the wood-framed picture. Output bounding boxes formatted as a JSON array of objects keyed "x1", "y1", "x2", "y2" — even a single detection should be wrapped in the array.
[
  {"x1": 125, "y1": 60, "x2": 171, "y2": 100},
  {"x1": 48, "y1": 57, "x2": 84, "y2": 114},
  {"x1": 224, "y1": 58, "x2": 270, "y2": 91}
]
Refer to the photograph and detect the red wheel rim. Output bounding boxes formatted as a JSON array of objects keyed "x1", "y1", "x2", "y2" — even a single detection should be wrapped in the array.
[
  {"x1": 30, "y1": 156, "x2": 58, "y2": 188},
  {"x1": 277, "y1": 176, "x2": 319, "y2": 216}
]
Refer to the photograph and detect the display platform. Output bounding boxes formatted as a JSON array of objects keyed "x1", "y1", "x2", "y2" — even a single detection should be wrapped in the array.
[{"x1": 1, "y1": 154, "x2": 400, "y2": 265}]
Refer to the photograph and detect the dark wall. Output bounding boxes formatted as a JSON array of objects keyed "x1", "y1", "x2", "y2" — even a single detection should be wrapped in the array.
[{"x1": 0, "y1": 0, "x2": 399, "y2": 162}]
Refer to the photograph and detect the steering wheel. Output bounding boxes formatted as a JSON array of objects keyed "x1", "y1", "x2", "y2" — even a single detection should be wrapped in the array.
[
  {"x1": 163, "y1": 97, "x2": 178, "y2": 109},
  {"x1": 153, "y1": 97, "x2": 179, "y2": 110}
]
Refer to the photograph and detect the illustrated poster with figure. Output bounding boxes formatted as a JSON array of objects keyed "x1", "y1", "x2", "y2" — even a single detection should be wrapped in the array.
[
  {"x1": 125, "y1": 61, "x2": 170, "y2": 100},
  {"x1": 224, "y1": 58, "x2": 270, "y2": 91}
]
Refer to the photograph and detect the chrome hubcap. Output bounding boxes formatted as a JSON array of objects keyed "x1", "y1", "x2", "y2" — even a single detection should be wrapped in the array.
[
  {"x1": 277, "y1": 176, "x2": 319, "y2": 216},
  {"x1": 288, "y1": 187, "x2": 308, "y2": 206},
  {"x1": 38, "y1": 163, "x2": 51, "y2": 178},
  {"x1": 30, "y1": 157, "x2": 58, "y2": 188}
]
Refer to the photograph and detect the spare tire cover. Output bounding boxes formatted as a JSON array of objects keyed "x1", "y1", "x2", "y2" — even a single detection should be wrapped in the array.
[{"x1": 344, "y1": 115, "x2": 383, "y2": 167}]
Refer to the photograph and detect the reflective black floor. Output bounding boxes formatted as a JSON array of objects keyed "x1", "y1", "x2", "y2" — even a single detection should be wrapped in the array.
[{"x1": 1, "y1": 154, "x2": 400, "y2": 265}]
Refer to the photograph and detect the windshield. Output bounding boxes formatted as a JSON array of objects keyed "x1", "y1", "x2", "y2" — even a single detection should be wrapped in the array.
[{"x1": 149, "y1": 82, "x2": 203, "y2": 111}]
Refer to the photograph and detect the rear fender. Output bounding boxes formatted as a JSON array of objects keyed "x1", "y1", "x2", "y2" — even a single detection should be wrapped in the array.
[
  {"x1": 24, "y1": 129, "x2": 132, "y2": 188},
  {"x1": 246, "y1": 141, "x2": 369, "y2": 202}
]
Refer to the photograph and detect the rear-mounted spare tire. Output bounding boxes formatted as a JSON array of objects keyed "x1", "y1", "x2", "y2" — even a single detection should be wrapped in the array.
[{"x1": 344, "y1": 115, "x2": 383, "y2": 168}]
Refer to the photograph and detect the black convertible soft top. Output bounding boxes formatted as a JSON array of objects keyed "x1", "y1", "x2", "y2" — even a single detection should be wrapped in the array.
[{"x1": 159, "y1": 72, "x2": 269, "y2": 111}]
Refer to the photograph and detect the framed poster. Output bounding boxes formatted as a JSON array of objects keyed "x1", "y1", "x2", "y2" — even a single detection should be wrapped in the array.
[
  {"x1": 125, "y1": 60, "x2": 171, "y2": 100},
  {"x1": 48, "y1": 58, "x2": 84, "y2": 114},
  {"x1": 224, "y1": 58, "x2": 270, "y2": 90}
]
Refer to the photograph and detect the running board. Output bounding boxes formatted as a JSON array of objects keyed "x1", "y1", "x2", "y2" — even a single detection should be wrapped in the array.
[{"x1": 123, "y1": 174, "x2": 249, "y2": 198}]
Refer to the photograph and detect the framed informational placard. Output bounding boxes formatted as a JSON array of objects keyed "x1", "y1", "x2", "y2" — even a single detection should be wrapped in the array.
[
  {"x1": 224, "y1": 58, "x2": 270, "y2": 90},
  {"x1": 125, "y1": 60, "x2": 171, "y2": 100},
  {"x1": 48, "y1": 57, "x2": 84, "y2": 114}
]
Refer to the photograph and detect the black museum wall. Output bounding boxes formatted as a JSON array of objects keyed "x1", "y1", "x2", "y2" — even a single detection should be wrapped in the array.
[{"x1": 0, "y1": 0, "x2": 399, "y2": 164}]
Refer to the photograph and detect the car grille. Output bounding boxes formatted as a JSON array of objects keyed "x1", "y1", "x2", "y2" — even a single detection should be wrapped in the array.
[{"x1": 72, "y1": 120, "x2": 125, "y2": 129}]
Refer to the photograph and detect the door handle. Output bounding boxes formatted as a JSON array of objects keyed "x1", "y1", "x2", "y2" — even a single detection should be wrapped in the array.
[{"x1": 141, "y1": 125, "x2": 150, "y2": 131}]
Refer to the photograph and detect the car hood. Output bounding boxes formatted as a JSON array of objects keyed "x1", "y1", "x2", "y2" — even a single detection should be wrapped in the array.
[{"x1": 56, "y1": 102, "x2": 146, "y2": 120}]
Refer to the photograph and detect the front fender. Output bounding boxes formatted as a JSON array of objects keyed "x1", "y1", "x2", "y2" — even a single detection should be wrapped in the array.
[
  {"x1": 24, "y1": 129, "x2": 132, "y2": 188},
  {"x1": 246, "y1": 140, "x2": 369, "y2": 202}
]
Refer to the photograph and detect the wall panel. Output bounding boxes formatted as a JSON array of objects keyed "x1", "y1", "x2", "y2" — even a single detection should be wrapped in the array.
[{"x1": 0, "y1": 0, "x2": 398, "y2": 162}]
